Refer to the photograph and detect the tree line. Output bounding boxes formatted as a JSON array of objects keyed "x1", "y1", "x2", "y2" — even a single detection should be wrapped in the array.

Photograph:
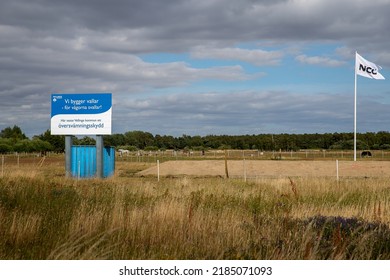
[
  {"x1": 1, "y1": 126, "x2": 390, "y2": 153},
  {"x1": 101, "y1": 130, "x2": 390, "y2": 151}
]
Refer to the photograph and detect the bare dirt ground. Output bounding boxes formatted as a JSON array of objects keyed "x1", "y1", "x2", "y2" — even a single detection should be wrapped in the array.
[{"x1": 137, "y1": 160, "x2": 390, "y2": 178}]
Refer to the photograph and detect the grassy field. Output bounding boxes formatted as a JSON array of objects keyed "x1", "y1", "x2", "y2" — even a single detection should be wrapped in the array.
[{"x1": 0, "y1": 157, "x2": 390, "y2": 259}]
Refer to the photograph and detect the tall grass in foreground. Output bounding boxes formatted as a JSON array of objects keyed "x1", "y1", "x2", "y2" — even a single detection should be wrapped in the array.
[{"x1": 0, "y1": 166, "x2": 389, "y2": 259}]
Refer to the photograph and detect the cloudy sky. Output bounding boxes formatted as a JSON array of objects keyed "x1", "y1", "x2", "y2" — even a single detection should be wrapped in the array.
[{"x1": 1, "y1": 0, "x2": 390, "y2": 138}]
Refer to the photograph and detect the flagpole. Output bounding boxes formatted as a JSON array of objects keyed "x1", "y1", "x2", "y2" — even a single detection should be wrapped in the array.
[
  {"x1": 354, "y1": 51, "x2": 357, "y2": 162},
  {"x1": 354, "y1": 52, "x2": 385, "y2": 162}
]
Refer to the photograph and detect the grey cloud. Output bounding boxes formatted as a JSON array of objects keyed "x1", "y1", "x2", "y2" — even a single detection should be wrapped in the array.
[
  {"x1": 0, "y1": 38, "x2": 255, "y2": 136},
  {"x1": 2, "y1": 0, "x2": 390, "y2": 52},
  {"x1": 1, "y1": 1, "x2": 389, "y2": 65},
  {"x1": 113, "y1": 90, "x2": 360, "y2": 136},
  {"x1": 1, "y1": 0, "x2": 390, "y2": 137}
]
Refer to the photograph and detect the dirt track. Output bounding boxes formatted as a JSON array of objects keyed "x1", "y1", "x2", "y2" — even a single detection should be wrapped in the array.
[{"x1": 137, "y1": 160, "x2": 390, "y2": 178}]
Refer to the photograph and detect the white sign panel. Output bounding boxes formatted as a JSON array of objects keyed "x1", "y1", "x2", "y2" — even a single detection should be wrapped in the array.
[{"x1": 51, "y1": 93, "x2": 112, "y2": 135}]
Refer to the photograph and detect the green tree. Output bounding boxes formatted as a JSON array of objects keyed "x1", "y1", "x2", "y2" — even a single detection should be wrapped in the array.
[
  {"x1": 0, "y1": 138, "x2": 13, "y2": 153},
  {"x1": 103, "y1": 134, "x2": 126, "y2": 147},
  {"x1": 0, "y1": 125, "x2": 27, "y2": 140},
  {"x1": 74, "y1": 136, "x2": 96, "y2": 145},
  {"x1": 14, "y1": 139, "x2": 33, "y2": 153},
  {"x1": 124, "y1": 131, "x2": 155, "y2": 149},
  {"x1": 155, "y1": 134, "x2": 176, "y2": 149},
  {"x1": 30, "y1": 139, "x2": 53, "y2": 152},
  {"x1": 34, "y1": 129, "x2": 65, "y2": 152}
]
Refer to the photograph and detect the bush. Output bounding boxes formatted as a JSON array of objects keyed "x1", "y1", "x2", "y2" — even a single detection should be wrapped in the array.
[
  {"x1": 144, "y1": 146, "x2": 159, "y2": 151},
  {"x1": 13, "y1": 140, "x2": 34, "y2": 153},
  {"x1": 0, "y1": 143, "x2": 12, "y2": 153}
]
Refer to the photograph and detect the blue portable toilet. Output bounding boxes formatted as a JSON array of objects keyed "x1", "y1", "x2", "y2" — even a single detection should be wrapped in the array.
[{"x1": 71, "y1": 145, "x2": 115, "y2": 178}]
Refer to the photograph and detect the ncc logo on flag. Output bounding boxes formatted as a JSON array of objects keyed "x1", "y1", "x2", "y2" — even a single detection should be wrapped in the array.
[
  {"x1": 355, "y1": 52, "x2": 385, "y2": 80},
  {"x1": 359, "y1": 64, "x2": 378, "y2": 75}
]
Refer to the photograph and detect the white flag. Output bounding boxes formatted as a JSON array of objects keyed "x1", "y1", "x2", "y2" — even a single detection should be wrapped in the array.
[{"x1": 356, "y1": 52, "x2": 385, "y2": 80}]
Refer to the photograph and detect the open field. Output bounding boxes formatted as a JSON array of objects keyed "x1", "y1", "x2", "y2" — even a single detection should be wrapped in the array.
[
  {"x1": 138, "y1": 159, "x2": 390, "y2": 178},
  {"x1": 0, "y1": 155, "x2": 390, "y2": 259}
]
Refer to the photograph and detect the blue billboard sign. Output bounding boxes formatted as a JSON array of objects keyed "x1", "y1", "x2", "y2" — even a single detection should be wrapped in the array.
[{"x1": 51, "y1": 93, "x2": 112, "y2": 135}]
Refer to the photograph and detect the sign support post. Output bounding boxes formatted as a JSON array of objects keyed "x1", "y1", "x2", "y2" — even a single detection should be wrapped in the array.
[{"x1": 65, "y1": 135, "x2": 72, "y2": 177}]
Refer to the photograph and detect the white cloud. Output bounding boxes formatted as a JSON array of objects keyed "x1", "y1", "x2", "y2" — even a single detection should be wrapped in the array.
[
  {"x1": 295, "y1": 54, "x2": 346, "y2": 67},
  {"x1": 191, "y1": 46, "x2": 283, "y2": 66}
]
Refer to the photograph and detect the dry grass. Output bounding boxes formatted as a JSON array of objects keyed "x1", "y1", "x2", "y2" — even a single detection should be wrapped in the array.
[{"x1": 0, "y1": 159, "x2": 390, "y2": 259}]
